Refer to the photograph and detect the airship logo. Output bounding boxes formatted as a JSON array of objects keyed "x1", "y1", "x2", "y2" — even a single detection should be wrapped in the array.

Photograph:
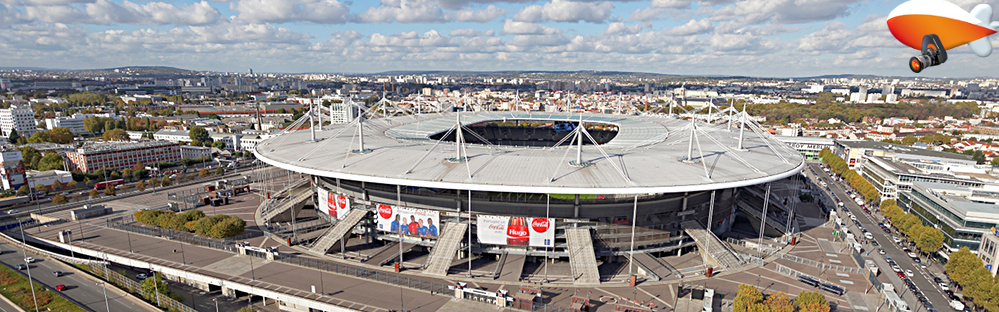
[{"x1": 887, "y1": 0, "x2": 999, "y2": 72}]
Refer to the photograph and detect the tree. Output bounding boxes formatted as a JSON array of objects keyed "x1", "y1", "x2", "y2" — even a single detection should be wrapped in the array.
[
  {"x1": 17, "y1": 146, "x2": 41, "y2": 170},
  {"x1": 47, "y1": 127, "x2": 74, "y2": 144},
  {"x1": 915, "y1": 226, "x2": 945, "y2": 254},
  {"x1": 88, "y1": 189, "x2": 99, "y2": 198},
  {"x1": 212, "y1": 140, "x2": 227, "y2": 150},
  {"x1": 51, "y1": 194, "x2": 67, "y2": 204},
  {"x1": 902, "y1": 135, "x2": 917, "y2": 145},
  {"x1": 66, "y1": 180, "x2": 77, "y2": 188},
  {"x1": 766, "y1": 292, "x2": 794, "y2": 312},
  {"x1": 215, "y1": 167, "x2": 224, "y2": 175},
  {"x1": 189, "y1": 127, "x2": 212, "y2": 146},
  {"x1": 795, "y1": 291, "x2": 830, "y2": 312},
  {"x1": 49, "y1": 180, "x2": 62, "y2": 191},
  {"x1": 160, "y1": 177, "x2": 172, "y2": 187},
  {"x1": 199, "y1": 169, "x2": 209, "y2": 177},
  {"x1": 972, "y1": 150, "x2": 987, "y2": 164},
  {"x1": 37, "y1": 152, "x2": 63, "y2": 171},
  {"x1": 136, "y1": 180, "x2": 146, "y2": 191},
  {"x1": 109, "y1": 170, "x2": 121, "y2": 180},
  {"x1": 104, "y1": 185, "x2": 116, "y2": 196},
  {"x1": 7, "y1": 129, "x2": 19, "y2": 144},
  {"x1": 16, "y1": 185, "x2": 28, "y2": 196},
  {"x1": 27, "y1": 131, "x2": 49, "y2": 144},
  {"x1": 734, "y1": 284, "x2": 764, "y2": 312},
  {"x1": 208, "y1": 216, "x2": 246, "y2": 238},
  {"x1": 83, "y1": 177, "x2": 91, "y2": 185},
  {"x1": 139, "y1": 272, "x2": 173, "y2": 302},
  {"x1": 103, "y1": 128, "x2": 130, "y2": 142},
  {"x1": 132, "y1": 161, "x2": 145, "y2": 173},
  {"x1": 34, "y1": 183, "x2": 47, "y2": 194},
  {"x1": 122, "y1": 168, "x2": 133, "y2": 181}
]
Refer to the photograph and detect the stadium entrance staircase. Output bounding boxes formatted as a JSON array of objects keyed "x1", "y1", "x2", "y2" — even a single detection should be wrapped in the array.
[
  {"x1": 566, "y1": 228, "x2": 601, "y2": 285},
  {"x1": 308, "y1": 209, "x2": 367, "y2": 255},
  {"x1": 632, "y1": 252, "x2": 681, "y2": 281},
  {"x1": 681, "y1": 221, "x2": 744, "y2": 269},
  {"x1": 262, "y1": 190, "x2": 313, "y2": 222},
  {"x1": 423, "y1": 223, "x2": 467, "y2": 276}
]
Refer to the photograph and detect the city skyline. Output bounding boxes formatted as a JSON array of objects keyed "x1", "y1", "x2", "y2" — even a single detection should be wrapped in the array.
[{"x1": 2, "y1": 0, "x2": 999, "y2": 77}]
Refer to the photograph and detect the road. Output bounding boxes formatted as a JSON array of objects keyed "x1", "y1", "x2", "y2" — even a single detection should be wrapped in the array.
[
  {"x1": 804, "y1": 162, "x2": 950, "y2": 311},
  {"x1": 0, "y1": 240, "x2": 151, "y2": 312}
]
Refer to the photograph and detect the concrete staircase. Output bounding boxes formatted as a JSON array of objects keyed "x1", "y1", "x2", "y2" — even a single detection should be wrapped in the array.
[
  {"x1": 308, "y1": 209, "x2": 367, "y2": 255},
  {"x1": 566, "y1": 228, "x2": 601, "y2": 285},
  {"x1": 681, "y1": 220, "x2": 743, "y2": 269},
  {"x1": 423, "y1": 223, "x2": 467, "y2": 276},
  {"x1": 262, "y1": 190, "x2": 313, "y2": 222},
  {"x1": 632, "y1": 252, "x2": 681, "y2": 281}
]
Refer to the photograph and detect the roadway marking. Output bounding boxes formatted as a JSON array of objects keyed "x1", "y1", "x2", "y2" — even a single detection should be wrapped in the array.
[
  {"x1": 835, "y1": 273, "x2": 849, "y2": 277},
  {"x1": 839, "y1": 280, "x2": 854, "y2": 285},
  {"x1": 636, "y1": 287, "x2": 672, "y2": 307},
  {"x1": 829, "y1": 259, "x2": 842, "y2": 264},
  {"x1": 825, "y1": 253, "x2": 838, "y2": 257}
]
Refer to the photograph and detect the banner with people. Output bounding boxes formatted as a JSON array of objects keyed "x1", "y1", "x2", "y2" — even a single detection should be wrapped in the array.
[
  {"x1": 316, "y1": 188, "x2": 350, "y2": 220},
  {"x1": 375, "y1": 204, "x2": 440, "y2": 238},
  {"x1": 476, "y1": 215, "x2": 554, "y2": 247}
]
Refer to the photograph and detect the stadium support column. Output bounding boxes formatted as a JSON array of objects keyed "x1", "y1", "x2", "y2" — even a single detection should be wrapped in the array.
[
  {"x1": 574, "y1": 194, "x2": 580, "y2": 220},
  {"x1": 707, "y1": 190, "x2": 716, "y2": 234},
  {"x1": 397, "y1": 185, "x2": 403, "y2": 270},
  {"x1": 679, "y1": 192, "x2": 688, "y2": 256},
  {"x1": 738, "y1": 102, "x2": 747, "y2": 150},
  {"x1": 310, "y1": 102, "x2": 316, "y2": 142},
  {"x1": 628, "y1": 195, "x2": 638, "y2": 278},
  {"x1": 758, "y1": 183, "x2": 771, "y2": 258}
]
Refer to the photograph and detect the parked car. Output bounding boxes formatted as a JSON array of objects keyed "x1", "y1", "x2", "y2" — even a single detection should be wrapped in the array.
[
  {"x1": 55, "y1": 284, "x2": 67, "y2": 291},
  {"x1": 136, "y1": 273, "x2": 148, "y2": 280},
  {"x1": 15, "y1": 264, "x2": 25, "y2": 270},
  {"x1": 23, "y1": 257, "x2": 34, "y2": 263},
  {"x1": 907, "y1": 269, "x2": 915, "y2": 278},
  {"x1": 52, "y1": 271, "x2": 62, "y2": 277}
]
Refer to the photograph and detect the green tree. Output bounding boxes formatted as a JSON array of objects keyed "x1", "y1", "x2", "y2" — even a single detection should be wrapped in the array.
[
  {"x1": 66, "y1": 180, "x2": 77, "y2": 189},
  {"x1": 26, "y1": 131, "x2": 49, "y2": 144},
  {"x1": 34, "y1": 183, "x2": 47, "y2": 194},
  {"x1": 88, "y1": 189, "x2": 99, "y2": 198},
  {"x1": 7, "y1": 129, "x2": 19, "y2": 144},
  {"x1": 37, "y1": 152, "x2": 63, "y2": 171},
  {"x1": 795, "y1": 291, "x2": 830, "y2": 312},
  {"x1": 766, "y1": 292, "x2": 794, "y2": 312},
  {"x1": 208, "y1": 216, "x2": 246, "y2": 238},
  {"x1": 104, "y1": 185, "x2": 116, "y2": 196},
  {"x1": 212, "y1": 140, "x2": 227, "y2": 150},
  {"x1": 16, "y1": 185, "x2": 29, "y2": 196},
  {"x1": 215, "y1": 167, "x2": 224, "y2": 175},
  {"x1": 902, "y1": 135, "x2": 917, "y2": 145},
  {"x1": 915, "y1": 226, "x2": 945, "y2": 254},
  {"x1": 160, "y1": 177, "x2": 172, "y2": 187},
  {"x1": 199, "y1": 169, "x2": 209, "y2": 177},
  {"x1": 17, "y1": 146, "x2": 41, "y2": 170},
  {"x1": 103, "y1": 128, "x2": 130, "y2": 141},
  {"x1": 189, "y1": 127, "x2": 212, "y2": 146},
  {"x1": 139, "y1": 272, "x2": 173, "y2": 302},
  {"x1": 136, "y1": 180, "x2": 146, "y2": 191},
  {"x1": 122, "y1": 168, "x2": 133, "y2": 181},
  {"x1": 47, "y1": 127, "x2": 74, "y2": 144},
  {"x1": 51, "y1": 194, "x2": 67, "y2": 204}
]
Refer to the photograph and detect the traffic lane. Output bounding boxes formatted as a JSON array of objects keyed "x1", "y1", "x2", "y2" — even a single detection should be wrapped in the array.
[
  {"x1": 0, "y1": 245, "x2": 148, "y2": 312},
  {"x1": 809, "y1": 163, "x2": 949, "y2": 310}
]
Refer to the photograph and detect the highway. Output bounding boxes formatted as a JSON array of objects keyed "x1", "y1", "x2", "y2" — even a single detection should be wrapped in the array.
[
  {"x1": 0, "y1": 239, "x2": 152, "y2": 312},
  {"x1": 804, "y1": 162, "x2": 950, "y2": 311}
]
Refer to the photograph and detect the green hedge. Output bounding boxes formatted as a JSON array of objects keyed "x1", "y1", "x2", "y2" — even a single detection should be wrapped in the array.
[{"x1": 134, "y1": 209, "x2": 245, "y2": 238}]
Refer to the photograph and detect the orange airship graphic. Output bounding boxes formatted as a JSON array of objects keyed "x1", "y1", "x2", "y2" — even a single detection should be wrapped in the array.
[{"x1": 887, "y1": 0, "x2": 999, "y2": 73}]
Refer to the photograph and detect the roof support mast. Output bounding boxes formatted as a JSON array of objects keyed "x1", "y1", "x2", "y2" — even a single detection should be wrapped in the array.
[
  {"x1": 309, "y1": 102, "x2": 316, "y2": 142},
  {"x1": 738, "y1": 101, "x2": 747, "y2": 150}
]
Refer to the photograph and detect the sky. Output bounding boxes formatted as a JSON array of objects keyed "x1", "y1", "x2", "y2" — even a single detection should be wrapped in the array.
[{"x1": 1, "y1": 0, "x2": 998, "y2": 77}]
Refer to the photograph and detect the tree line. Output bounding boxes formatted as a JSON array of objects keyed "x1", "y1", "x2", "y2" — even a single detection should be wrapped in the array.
[
  {"x1": 819, "y1": 148, "x2": 879, "y2": 202},
  {"x1": 134, "y1": 209, "x2": 246, "y2": 239},
  {"x1": 879, "y1": 199, "x2": 946, "y2": 256},
  {"x1": 733, "y1": 284, "x2": 830, "y2": 312},
  {"x1": 946, "y1": 247, "x2": 999, "y2": 311},
  {"x1": 745, "y1": 100, "x2": 979, "y2": 125}
]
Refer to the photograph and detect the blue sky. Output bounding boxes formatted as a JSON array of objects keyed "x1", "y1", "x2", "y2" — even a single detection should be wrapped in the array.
[{"x1": 0, "y1": 0, "x2": 997, "y2": 77}]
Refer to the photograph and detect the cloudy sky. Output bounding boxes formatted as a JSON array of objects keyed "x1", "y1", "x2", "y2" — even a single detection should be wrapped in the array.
[{"x1": 1, "y1": 0, "x2": 997, "y2": 77}]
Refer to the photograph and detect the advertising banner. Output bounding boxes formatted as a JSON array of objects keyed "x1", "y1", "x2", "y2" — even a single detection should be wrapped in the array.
[
  {"x1": 476, "y1": 215, "x2": 554, "y2": 247},
  {"x1": 316, "y1": 188, "x2": 350, "y2": 220},
  {"x1": 376, "y1": 204, "x2": 440, "y2": 238}
]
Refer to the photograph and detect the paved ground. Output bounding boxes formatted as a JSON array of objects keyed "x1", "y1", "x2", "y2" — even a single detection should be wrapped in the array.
[{"x1": 804, "y1": 162, "x2": 949, "y2": 311}]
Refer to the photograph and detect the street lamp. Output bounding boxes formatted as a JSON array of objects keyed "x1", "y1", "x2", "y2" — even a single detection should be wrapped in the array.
[
  {"x1": 213, "y1": 298, "x2": 219, "y2": 312},
  {"x1": 18, "y1": 221, "x2": 39, "y2": 312},
  {"x1": 96, "y1": 282, "x2": 110, "y2": 312}
]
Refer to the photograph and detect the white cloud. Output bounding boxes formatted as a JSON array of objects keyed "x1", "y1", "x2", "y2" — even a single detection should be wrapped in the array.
[
  {"x1": 232, "y1": 0, "x2": 349, "y2": 24},
  {"x1": 651, "y1": 0, "x2": 691, "y2": 9},
  {"x1": 357, "y1": 0, "x2": 446, "y2": 23},
  {"x1": 513, "y1": 0, "x2": 614, "y2": 23},
  {"x1": 668, "y1": 19, "x2": 712, "y2": 36},
  {"x1": 449, "y1": 28, "x2": 494, "y2": 37},
  {"x1": 605, "y1": 22, "x2": 642, "y2": 35},
  {"x1": 711, "y1": 0, "x2": 862, "y2": 25},
  {"x1": 451, "y1": 5, "x2": 506, "y2": 22},
  {"x1": 629, "y1": 7, "x2": 663, "y2": 22},
  {"x1": 502, "y1": 20, "x2": 561, "y2": 35},
  {"x1": 84, "y1": 0, "x2": 221, "y2": 25}
]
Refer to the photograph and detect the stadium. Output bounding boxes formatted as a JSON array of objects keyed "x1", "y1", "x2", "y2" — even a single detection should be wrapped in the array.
[{"x1": 253, "y1": 110, "x2": 804, "y2": 283}]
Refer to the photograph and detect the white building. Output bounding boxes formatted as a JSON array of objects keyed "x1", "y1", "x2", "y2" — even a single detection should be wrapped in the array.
[
  {"x1": 44, "y1": 116, "x2": 87, "y2": 135},
  {"x1": 153, "y1": 129, "x2": 193, "y2": 143},
  {"x1": 329, "y1": 102, "x2": 358, "y2": 124},
  {"x1": 980, "y1": 230, "x2": 999, "y2": 276},
  {"x1": 0, "y1": 105, "x2": 38, "y2": 139},
  {"x1": 210, "y1": 133, "x2": 241, "y2": 150},
  {"x1": 26, "y1": 170, "x2": 72, "y2": 189},
  {"x1": 180, "y1": 145, "x2": 212, "y2": 160},
  {"x1": 0, "y1": 147, "x2": 25, "y2": 190}
]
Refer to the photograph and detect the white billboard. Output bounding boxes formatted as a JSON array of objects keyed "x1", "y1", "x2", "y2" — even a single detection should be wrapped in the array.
[
  {"x1": 316, "y1": 188, "x2": 350, "y2": 220},
  {"x1": 476, "y1": 215, "x2": 554, "y2": 247},
  {"x1": 375, "y1": 204, "x2": 440, "y2": 238}
]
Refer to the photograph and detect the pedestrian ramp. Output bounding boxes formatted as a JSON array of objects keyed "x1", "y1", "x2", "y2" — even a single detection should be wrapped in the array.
[
  {"x1": 566, "y1": 228, "x2": 601, "y2": 285},
  {"x1": 308, "y1": 209, "x2": 367, "y2": 255},
  {"x1": 423, "y1": 223, "x2": 467, "y2": 276},
  {"x1": 682, "y1": 221, "x2": 744, "y2": 269},
  {"x1": 495, "y1": 254, "x2": 526, "y2": 282},
  {"x1": 262, "y1": 190, "x2": 313, "y2": 222},
  {"x1": 632, "y1": 252, "x2": 681, "y2": 281}
]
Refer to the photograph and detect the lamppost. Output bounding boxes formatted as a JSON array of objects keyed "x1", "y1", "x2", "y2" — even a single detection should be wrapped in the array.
[
  {"x1": 18, "y1": 221, "x2": 39, "y2": 312},
  {"x1": 179, "y1": 243, "x2": 186, "y2": 265},
  {"x1": 213, "y1": 298, "x2": 219, "y2": 312},
  {"x1": 96, "y1": 282, "x2": 110, "y2": 312}
]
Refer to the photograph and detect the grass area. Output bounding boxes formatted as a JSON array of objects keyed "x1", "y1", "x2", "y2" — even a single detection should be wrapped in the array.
[{"x1": 0, "y1": 264, "x2": 86, "y2": 312}]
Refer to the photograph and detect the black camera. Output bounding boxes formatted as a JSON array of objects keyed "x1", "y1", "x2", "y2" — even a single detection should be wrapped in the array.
[{"x1": 909, "y1": 34, "x2": 947, "y2": 73}]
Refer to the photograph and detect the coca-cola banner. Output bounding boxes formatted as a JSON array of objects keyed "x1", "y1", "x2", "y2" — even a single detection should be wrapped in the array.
[
  {"x1": 316, "y1": 188, "x2": 350, "y2": 220},
  {"x1": 375, "y1": 204, "x2": 440, "y2": 238},
  {"x1": 476, "y1": 215, "x2": 554, "y2": 247}
]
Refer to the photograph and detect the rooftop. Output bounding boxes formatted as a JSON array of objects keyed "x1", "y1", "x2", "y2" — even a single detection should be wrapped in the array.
[
  {"x1": 912, "y1": 181, "x2": 999, "y2": 219},
  {"x1": 837, "y1": 140, "x2": 974, "y2": 163},
  {"x1": 255, "y1": 112, "x2": 804, "y2": 194},
  {"x1": 74, "y1": 140, "x2": 177, "y2": 154}
]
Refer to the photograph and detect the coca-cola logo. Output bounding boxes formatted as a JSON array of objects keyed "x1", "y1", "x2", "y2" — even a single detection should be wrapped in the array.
[
  {"x1": 487, "y1": 224, "x2": 506, "y2": 231},
  {"x1": 377, "y1": 204, "x2": 393, "y2": 219},
  {"x1": 335, "y1": 195, "x2": 347, "y2": 209},
  {"x1": 531, "y1": 218, "x2": 549, "y2": 233},
  {"x1": 507, "y1": 228, "x2": 528, "y2": 238}
]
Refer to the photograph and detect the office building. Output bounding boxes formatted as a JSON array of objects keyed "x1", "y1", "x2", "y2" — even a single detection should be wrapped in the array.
[
  {"x1": 0, "y1": 147, "x2": 26, "y2": 190},
  {"x1": 897, "y1": 181, "x2": 999, "y2": 253},
  {"x1": 979, "y1": 230, "x2": 999, "y2": 276},
  {"x1": 862, "y1": 156, "x2": 994, "y2": 200},
  {"x1": 26, "y1": 170, "x2": 73, "y2": 189},
  {"x1": 44, "y1": 116, "x2": 87, "y2": 135},
  {"x1": 65, "y1": 141, "x2": 181, "y2": 173},
  {"x1": 0, "y1": 105, "x2": 37, "y2": 139}
]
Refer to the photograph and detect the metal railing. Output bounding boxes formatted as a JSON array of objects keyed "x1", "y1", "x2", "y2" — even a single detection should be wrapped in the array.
[
  {"x1": 80, "y1": 264, "x2": 196, "y2": 312},
  {"x1": 774, "y1": 263, "x2": 847, "y2": 294},
  {"x1": 106, "y1": 216, "x2": 253, "y2": 250},
  {"x1": 776, "y1": 253, "x2": 862, "y2": 274}
]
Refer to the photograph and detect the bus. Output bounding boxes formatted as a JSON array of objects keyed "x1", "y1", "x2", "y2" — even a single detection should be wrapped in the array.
[{"x1": 93, "y1": 179, "x2": 125, "y2": 191}]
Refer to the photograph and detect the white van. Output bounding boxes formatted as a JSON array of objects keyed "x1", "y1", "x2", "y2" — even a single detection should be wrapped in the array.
[{"x1": 864, "y1": 232, "x2": 873, "y2": 240}]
